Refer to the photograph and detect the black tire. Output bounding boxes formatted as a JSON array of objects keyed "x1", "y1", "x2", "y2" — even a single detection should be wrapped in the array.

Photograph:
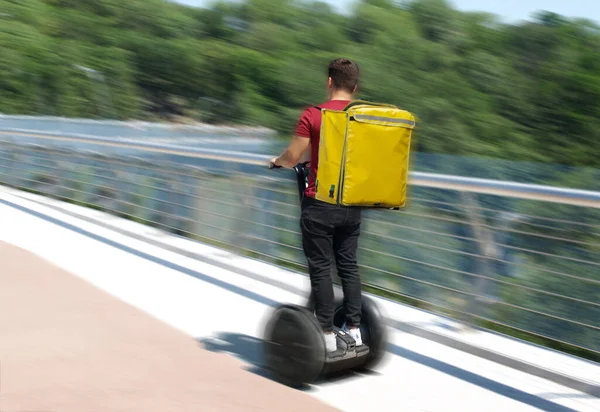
[
  {"x1": 263, "y1": 304, "x2": 326, "y2": 387},
  {"x1": 333, "y1": 296, "x2": 388, "y2": 371}
]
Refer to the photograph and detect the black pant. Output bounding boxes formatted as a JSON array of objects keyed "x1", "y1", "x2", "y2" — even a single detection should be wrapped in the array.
[{"x1": 300, "y1": 196, "x2": 362, "y2": 332}]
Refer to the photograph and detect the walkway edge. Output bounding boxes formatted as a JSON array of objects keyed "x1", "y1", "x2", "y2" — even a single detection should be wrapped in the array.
[{"x1": 3, "y1": 187, "x2": 599, "y2": 398}]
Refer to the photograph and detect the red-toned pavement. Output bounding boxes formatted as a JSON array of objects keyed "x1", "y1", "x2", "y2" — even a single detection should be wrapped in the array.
[{"x1": 0, "y1": 241, "x2": 339, "y2": 412}]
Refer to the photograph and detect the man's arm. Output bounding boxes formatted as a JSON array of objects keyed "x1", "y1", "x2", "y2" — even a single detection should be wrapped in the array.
[
  {"x1": 270, "y1": 135, "x2": 310, "y2": 168},
  {"x1": 299, "y1": 144, "x2": 311, "y2": 163},
  {"x1": 270, "y1": 107, "x2": 312, "y2": 168}
]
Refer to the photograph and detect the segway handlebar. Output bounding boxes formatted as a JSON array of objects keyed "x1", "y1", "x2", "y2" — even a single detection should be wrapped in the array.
[{"x1": 293, "y1": 161, "x2": 310, "y2": 202}]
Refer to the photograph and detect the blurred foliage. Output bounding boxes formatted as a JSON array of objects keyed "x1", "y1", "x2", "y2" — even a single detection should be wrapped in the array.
[{"x1": 1, "y1": 0, "x2": 600, "y2": 167}]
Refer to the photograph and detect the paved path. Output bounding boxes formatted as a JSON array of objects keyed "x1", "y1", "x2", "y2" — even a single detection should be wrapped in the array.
[
  {"x1": 0, "y1": 241, "x2": 338, "y2": 412},
  {"x1": 1, "y1": 187, "x2": 599, "y2": 412}
]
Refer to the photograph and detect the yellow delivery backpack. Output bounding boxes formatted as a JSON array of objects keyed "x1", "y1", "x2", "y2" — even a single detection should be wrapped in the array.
[{"x1": 315, "y1": 100, "x2": 415, "y2": 209}]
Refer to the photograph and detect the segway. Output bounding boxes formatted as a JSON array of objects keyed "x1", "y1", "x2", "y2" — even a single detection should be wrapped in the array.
[{"x1": 263, "y1": 161, "x2": 388, "y2": 387}]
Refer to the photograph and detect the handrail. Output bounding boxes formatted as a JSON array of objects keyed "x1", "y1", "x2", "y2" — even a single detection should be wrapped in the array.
[
  {"x1": 2, "y1": 129, "x2": 600, "y2": 208},
  {"x1": 410, "y1": 173, "x2": 600, "y2": 209}
]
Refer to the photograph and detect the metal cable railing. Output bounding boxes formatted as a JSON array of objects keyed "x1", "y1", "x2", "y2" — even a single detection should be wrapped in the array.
[
  {"x1": 1, "y1": 128, "x2": 599, "y2": 357},
  {"x1": 3, "y1": 142, "x2": 600, "y2": 255},
  {"x1": 6, "y1": 137, "x2": 600, "y2": 241},
  {"x1": 5, "y1": 142, "x2": 600, "y2": 241},
  {"x1": 4, "y1": 149, "x2": 600, "y2": 283},
  {"x1": 3, "y1": 129, "x2": 600, "y2": 206},
  {"x1": 8, "y1": 147, "x2": 600, "y2": 282}
]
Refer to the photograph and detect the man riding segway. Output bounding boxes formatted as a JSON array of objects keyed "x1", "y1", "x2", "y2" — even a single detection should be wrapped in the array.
[
  {"x1": 266, "y1": 58, "x2": 415, "y2": 386},
  {"x1": 270, "y1": 58, "x2": 365, "y2": 352}
]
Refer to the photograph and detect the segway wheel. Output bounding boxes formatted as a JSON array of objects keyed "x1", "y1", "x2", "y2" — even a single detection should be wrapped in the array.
[
  {"x1": 333, "y1": 296, "x2": 388, "y2": 371},
  {"x1": 263, "y1": 304, "x2": 326, "y2": 387}
]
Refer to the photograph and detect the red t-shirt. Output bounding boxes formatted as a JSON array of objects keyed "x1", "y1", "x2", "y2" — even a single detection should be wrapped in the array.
[{"x1": 296, "y1": 99, "x2": 350, "y2": 198}]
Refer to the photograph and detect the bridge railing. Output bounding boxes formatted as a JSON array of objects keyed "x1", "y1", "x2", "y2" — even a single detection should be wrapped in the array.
[{"x1": 1, "y1": 126, "x2": 599, "y2": 360}]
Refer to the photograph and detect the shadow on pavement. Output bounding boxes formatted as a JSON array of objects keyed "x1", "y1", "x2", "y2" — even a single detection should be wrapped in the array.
[{"x1": 197, "y1": 332, "x2": 373, "y2": 391}]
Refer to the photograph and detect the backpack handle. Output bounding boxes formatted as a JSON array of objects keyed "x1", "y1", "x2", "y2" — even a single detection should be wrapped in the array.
[{"x1": 343, "y1": 100, "x2": 396, "y2": 111}]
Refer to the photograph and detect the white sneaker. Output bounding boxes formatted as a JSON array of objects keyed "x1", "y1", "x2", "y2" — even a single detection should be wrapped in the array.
[
  {"x1": 324, "y1": 332, "x2": 337, "y2": 352},
  {"x1": 342, "y1": 324, "x2": 363, "y2": 346}
]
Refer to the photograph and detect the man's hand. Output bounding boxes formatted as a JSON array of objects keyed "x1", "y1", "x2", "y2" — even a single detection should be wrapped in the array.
[{"x1": 269, "y1": 157, "x2": 281, "y2": 169}]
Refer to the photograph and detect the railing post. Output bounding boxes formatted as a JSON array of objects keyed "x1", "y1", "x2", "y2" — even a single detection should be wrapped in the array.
[
  {"x1": 460, "y1": 192, "x2": 500, "y2": 328},
  {"x1": 228, "y1": 162, "x2": 246, "y2": 252}
]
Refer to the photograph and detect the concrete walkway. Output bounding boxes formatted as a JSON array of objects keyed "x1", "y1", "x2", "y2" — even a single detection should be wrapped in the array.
[{"x1": 1, "y1": 187, "x2": 599, "y2": 412}]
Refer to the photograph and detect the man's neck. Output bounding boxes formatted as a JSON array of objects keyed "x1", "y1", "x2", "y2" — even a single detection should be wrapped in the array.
[{"x1": 329, "y1": 90, "x2": 354, "y2": 101}]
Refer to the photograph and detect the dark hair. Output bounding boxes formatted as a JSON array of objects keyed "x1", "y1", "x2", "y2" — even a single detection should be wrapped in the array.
[{"x1": 328, "y1": 58, "x2": 359, "y2": 93}]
